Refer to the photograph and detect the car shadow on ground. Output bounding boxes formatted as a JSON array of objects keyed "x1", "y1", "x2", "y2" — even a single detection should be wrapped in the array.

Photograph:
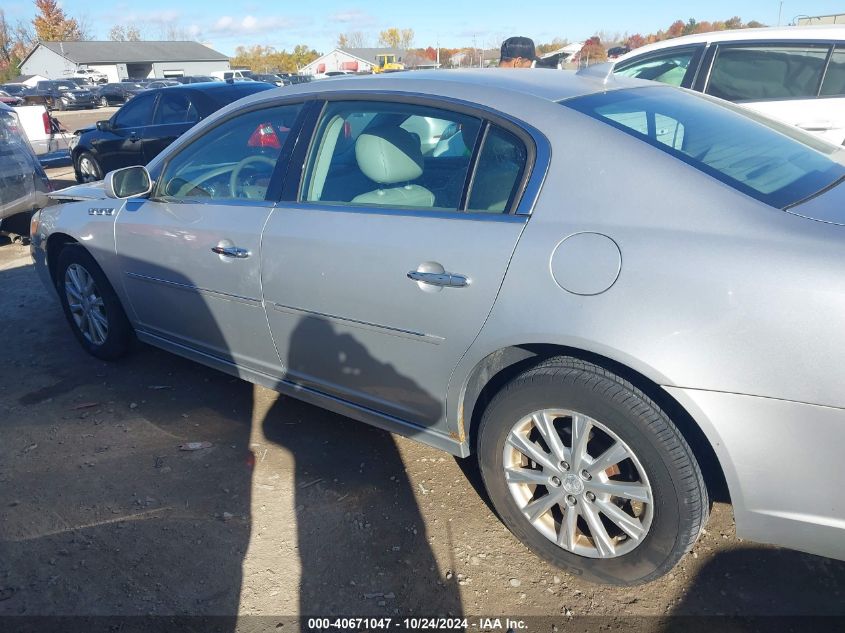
[{"x1": 0, "y1": 249, "x2": 461, "y2": 621}]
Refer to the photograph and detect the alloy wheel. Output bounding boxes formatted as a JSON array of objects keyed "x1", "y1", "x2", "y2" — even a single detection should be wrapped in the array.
[
  {"x1": 503, "y1": 409, "x2": 653, "y2": 559},
  {"x1": 64, "y1": 263, "x2": 109, "y2": 346},
  {"x1": 78, "y1": 156, "x2": 100, "y2": 182}
]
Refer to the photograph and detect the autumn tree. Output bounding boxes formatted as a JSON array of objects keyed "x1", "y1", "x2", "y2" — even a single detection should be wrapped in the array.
[
  {"x1": 626, "y1": 33, "x2": 646, "y2": 49},
  {"x1": 400, "y1": 28, "x2": 414, "y2": 50},
  {"x1": 337, "y1": 33, "x2": 348, "y2": 48},
  {"x1": 578, "y1": 36, "x2": 607, "y2": 65},
  {"x1": 378, "y1": 27, "x2": 400, "y2": 48},
  {"x1": 32, "y1": 0, "x2": 81, "y2": 41}
]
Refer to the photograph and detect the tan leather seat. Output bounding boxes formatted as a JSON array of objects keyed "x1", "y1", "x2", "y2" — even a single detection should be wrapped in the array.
[{"x1": 351, "y1": 125, "x2": 435, "y2": 208}]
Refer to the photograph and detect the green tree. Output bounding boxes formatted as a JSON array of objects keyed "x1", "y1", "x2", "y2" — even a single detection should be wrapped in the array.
[{"x1": 32, "y1": 0, "x2": 81, "y2": 41}]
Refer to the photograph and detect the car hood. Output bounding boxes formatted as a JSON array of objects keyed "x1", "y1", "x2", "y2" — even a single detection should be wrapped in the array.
[
  {"x1": 48, "y1": 181, "x2": 107, "y2": 201},
  {"x1": 75, "y1": 125, "x2": 96, "y2": 135}
]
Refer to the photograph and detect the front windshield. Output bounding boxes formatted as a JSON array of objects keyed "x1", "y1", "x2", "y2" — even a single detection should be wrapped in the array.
[{"x1": 563, "y1": 86, "x2": 845, "y2": 208}]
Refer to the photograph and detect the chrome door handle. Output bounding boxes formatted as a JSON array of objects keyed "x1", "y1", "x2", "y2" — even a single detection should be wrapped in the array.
[
  {"x1": 211, "y1": 245, "x2": 251, "y2": 258},
  {"x1": 407, "y1": 271, "x2": 469, "y2": 288}
]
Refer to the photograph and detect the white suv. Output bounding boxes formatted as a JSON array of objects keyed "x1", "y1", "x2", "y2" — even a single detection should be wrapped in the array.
[
  {"x1": 66, "y1": 68, "x2": 108, "y2": 84},
  {"x1": 612, "y1": 25, "x2": 845, "y2": 145}
]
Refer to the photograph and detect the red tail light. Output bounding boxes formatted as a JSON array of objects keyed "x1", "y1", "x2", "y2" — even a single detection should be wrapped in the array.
[
  {"x1": 42, "y1": 111, "x2": 51, "y2": 135},
  {"x1": 247, "y1": 122, "x2": 281, "y2": 149}
]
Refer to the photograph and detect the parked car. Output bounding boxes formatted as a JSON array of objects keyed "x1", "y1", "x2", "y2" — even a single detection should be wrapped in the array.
[
  {"x1": 65, "y1": 68, "x2": 108, "y2": 84},
  {"x1": 69, "y1": 81, "x2": 274, "y2": 182},
  {"x1": 144, "y1": 80, "x2": 181, "y2": 89},
  {"x1": 25, "y1": 80, "x2": 96, "y2": 111},
  {"x1": 94, "y1": 82, "x2": 146, "y2": 107},
  {"x1": 252, "y1": 73, "x2": 287, "y2": 86},
  {"x1": 0, "y1": 103, "x2": 50, "y2": 241},
  {"x1": 13, "y1": 104, "x2": 69, "y2": 156},
  {"x1": 210, "y1": 69, "x2": 254, "y2": 81},
  {"x1": 173, "y1": 75, "x2": 217, "y2": 84},
  {"x1": 32, "y1": 70, "x2": 845, "y2": 585},
  {"x1": 286, "y1": 74, "x2": 313, "y2": 85},
  {"x1": 0, "y1": 90, "x2": 24, "y2": 106},
  {"x1": 1, "y1": 83, "x2": 30, "y2": 97},
  {"x1": 613, "y1": 25, "x2": 845, "y2": 145}
]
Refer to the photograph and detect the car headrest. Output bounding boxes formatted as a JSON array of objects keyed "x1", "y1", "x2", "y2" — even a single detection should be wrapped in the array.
[{"x1": 355, "y1": 125, "x2": 423, "y2": 184}]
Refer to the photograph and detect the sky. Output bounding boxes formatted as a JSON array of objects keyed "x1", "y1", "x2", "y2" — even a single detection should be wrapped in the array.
[{"x1": 4, "y1": 0, "x2": 845, "y2": 55}]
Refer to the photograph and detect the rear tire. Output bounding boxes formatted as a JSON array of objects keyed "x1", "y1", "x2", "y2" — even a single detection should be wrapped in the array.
[
  {"x1": 99, "y1": 96, "x2": 109, "y2": 107},
  {"x1": 56, "y1": 245, "x2": 132, "y2": 361},
  {"x1": 478, "y1": 356, "x2": 708, "y2": 585}
]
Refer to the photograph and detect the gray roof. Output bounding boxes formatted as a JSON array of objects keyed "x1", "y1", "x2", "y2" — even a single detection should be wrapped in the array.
[
  {"x1": 339, "y1": 48, "x2": 405, "y2": 63},
  {"x1": 36, "y1": 41, "x2": 228, "y2": 64}
]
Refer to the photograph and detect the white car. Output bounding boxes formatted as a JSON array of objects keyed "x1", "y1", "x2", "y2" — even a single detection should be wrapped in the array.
[
  {"x1": 66, "y1": 68, "x2": 108, "y2": 84},
  {"x1": 612, "y1": 25, "x2": 845, "y2": 145}
]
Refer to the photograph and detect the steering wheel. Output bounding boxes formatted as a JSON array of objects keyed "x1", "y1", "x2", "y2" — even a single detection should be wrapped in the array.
[{"x1": 230, "y1": 155, "x2": 277, "y2": 198}]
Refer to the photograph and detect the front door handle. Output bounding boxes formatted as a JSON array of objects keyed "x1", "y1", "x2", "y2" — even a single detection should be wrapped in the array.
[
  {"x1": 129, "y1": 132, "x2": 139, "y2": 143},
  {"x1": 407, "y1": 270, "x2": 469, "y2": 288},
  {"x1": 212, "y1": 245, "x2": 251, "y2": 258}
]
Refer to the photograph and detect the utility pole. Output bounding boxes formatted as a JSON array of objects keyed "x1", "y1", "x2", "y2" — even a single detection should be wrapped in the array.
[
  {"x1": 436, "y1": 38, "x2": 440, "y2": 69},
  {"x1": 778, "y1": 1, "x2": 784, "y2": 26}
]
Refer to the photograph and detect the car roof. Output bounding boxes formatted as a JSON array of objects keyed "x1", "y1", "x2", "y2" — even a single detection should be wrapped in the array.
[
  {"x1": 242, "y1": 69, "x2": 644, "y2": 106},
  {"x1": 616, "y1": 24, "x2": 845, "y2": 61}
]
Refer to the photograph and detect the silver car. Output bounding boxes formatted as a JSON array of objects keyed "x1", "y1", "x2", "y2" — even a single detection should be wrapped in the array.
[
  {"x1": 0, "y1": 102, "x2": 50, "y2": 240},
  {"x1": 30, "y1": 70, "x2": 845, "y2": 585}
]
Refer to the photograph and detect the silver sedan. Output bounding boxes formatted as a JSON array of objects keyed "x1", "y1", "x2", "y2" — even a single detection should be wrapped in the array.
[{"x1": 31, "y1": 70, "x2": 845, "y2": 585}]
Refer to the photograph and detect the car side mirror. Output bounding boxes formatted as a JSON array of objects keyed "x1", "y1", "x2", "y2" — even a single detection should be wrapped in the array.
[
  {"x1": 104, "y1": 165, "x2": 153, "y2": 199},
  {"x1": 96, "y1": 120, "x2": 112, "y2": 131}
]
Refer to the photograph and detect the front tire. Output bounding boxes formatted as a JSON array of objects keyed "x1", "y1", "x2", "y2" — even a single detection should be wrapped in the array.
[
  {"x1": 478, "y1": 356, "x2": 708, "y2": 585},
  {"x1": 99, "y1": 96, "x2": 109, "y2": 107},
  {"x1": 56, "y1": 245, "x2": 132, "y2": 361}
]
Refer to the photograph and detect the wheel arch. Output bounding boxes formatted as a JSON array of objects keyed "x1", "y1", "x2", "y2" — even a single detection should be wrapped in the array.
[
  {"x1": 45, "y1": 232, "x2": 79, "y2": 287},
  {"x1": 460, "y1": 343, "x2": 730, "y2": 505}
]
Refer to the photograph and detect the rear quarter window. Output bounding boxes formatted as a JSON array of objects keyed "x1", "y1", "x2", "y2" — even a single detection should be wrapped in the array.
[{"x1": 563, "y1": 86, "x2": 845, "y2": 209}]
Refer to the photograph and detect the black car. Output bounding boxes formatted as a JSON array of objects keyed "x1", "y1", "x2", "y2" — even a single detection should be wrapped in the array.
[
  {"x1": 145, "y1": 80, "x2": 181, "y2": 89},
  {"x1": 71, "y1": 81, "x2": 274, "y2": 183},
  {"x1": 94, "y1": 82, "x2": 146, "y2": 107},
  {"x1": 286, "y1": 74, "x2": 313, "y2": 85},
  {"x1": 252, "y1": 73, "x2": 286, "y2": 86},
  {"x1": 25, "y1": 80, "x2": 96, "y2": 110},
  {"x1": 174, "y1": 75, "x2": 217, "y2": 84},
  {"x1": 1, "y1": 83, "x2": 30, "y2": 97}
]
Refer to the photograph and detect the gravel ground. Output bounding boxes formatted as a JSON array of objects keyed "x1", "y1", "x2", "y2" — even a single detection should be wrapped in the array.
[{"x1": 0, "y1": 133, "x2": 843, "y2": 627}]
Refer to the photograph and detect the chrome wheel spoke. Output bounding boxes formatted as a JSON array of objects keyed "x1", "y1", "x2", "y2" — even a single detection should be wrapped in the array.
[
  {"x1": 523, "y1": 491, "x2": 561, "y2": 523},
  {"x1": 595, "y1": 499, "x2": 645, "y2": 542},
  {"x1": 505, "y1": 467, "x2": 552, "y2": 486},
  {"x1": 569, "y1": 413, "x2": 592, "y2": 472},
  {"x1": 507, "y1": 432, "x2": 558, "y2": 473},
  {"x1": 65, "y1": 282, "x2": 83, "y2": 302},
  {"x1": 581, "y1": 500, "x2": 615, "y2": 557},
  {"x1": 590, "y1": 480, "x2": 650, "y2": 503},
  {"x1": 532, "y1": 411, "x2": 568, "y2": 462},
  {"x1": 557, "y1": 504, "x2": 579, "y2": 551},
  {"x1": 90, "y1": 311, "x2": 107, "y2": 343},
  {"x1": 588, "y1": 442, "x2": 630, "y2": 476}
]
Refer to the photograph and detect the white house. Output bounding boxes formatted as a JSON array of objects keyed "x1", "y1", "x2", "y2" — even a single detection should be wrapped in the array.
[
  {"x1": 19, "y1": 41, "x2": 230, "y2": 83},
  {"x1": 300, "y1": 48, "x2": 405, "y2": 76}
]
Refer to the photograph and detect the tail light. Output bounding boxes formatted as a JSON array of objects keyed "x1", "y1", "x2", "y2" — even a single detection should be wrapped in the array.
[
  {"x1": 42, "y1": 111, "x2": 51, "y2": 135},
  {"x1": 247, "y1": 122, "x2": 281, "y2": 149}
]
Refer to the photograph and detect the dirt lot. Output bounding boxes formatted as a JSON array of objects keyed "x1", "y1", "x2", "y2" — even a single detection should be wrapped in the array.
[{"x1": 0, "y1": 154, "x2": 843, "y2": 627}]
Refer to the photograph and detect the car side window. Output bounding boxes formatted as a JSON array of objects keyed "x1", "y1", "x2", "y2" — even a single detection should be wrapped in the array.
[
  {"x1": 706, "y1": 44, "x2": 830, "y2": 101},
  {"x1": 155, "y1": 103, "x2": 303, "y2": 201},
  {"x1": 114, "y1": 93, "x2": 156, "y2": 128},
  {"x1": 154, "y1": 92, "x2": 199, "y2": 125},
  {"x1": 820, "y1": 46, "x2": 845, "y2": 96},
  {"x1": 467, "y1": 126, "x2": 528, "y2": 213},
  {"x1": 301, "y1": 101, "x2": 482, "y2": 211},
  {"x1": 614, "y1": 47, "x2": 699, "y2": 87}
]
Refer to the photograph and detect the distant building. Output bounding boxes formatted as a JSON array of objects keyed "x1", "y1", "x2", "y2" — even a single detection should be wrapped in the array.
[
  {"x1": 300, "y1": 48, "x2": 405, "y2": 75},
  {"x1": 15, "y1": 74, "x2": 49, "y2": 87},
  {"x1": 19, "y1": 41, "x2": 230, "y2": 82},
  {"x1": 796, "y1": 14, "x2": 845, "y2": 25}
]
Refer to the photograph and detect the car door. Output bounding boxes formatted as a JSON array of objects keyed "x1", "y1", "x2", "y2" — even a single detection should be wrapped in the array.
[
  {"x1": 261, "y1": 98, "x2": 535, "y2": 428},
  {"x1": 92, "y1": 91, "x2": 158, "y2": 172},
  {"x1": 704, "y1": 42, "x2": 845, "y2": 145},
  {"x1": 115, "y1": 101, "x2": 304, "y2": 376},
  {"x1": 141, "y1": 90, "x2": 201, "y2": 163}
]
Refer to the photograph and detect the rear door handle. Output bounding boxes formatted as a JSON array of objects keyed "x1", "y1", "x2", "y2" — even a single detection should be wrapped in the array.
[
  {"x1": 407, "y1": 271, "x2": 469, "y2": 288},
  {"x1": 212, "y1": 245, "x2": 251, "y2": 258}
]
